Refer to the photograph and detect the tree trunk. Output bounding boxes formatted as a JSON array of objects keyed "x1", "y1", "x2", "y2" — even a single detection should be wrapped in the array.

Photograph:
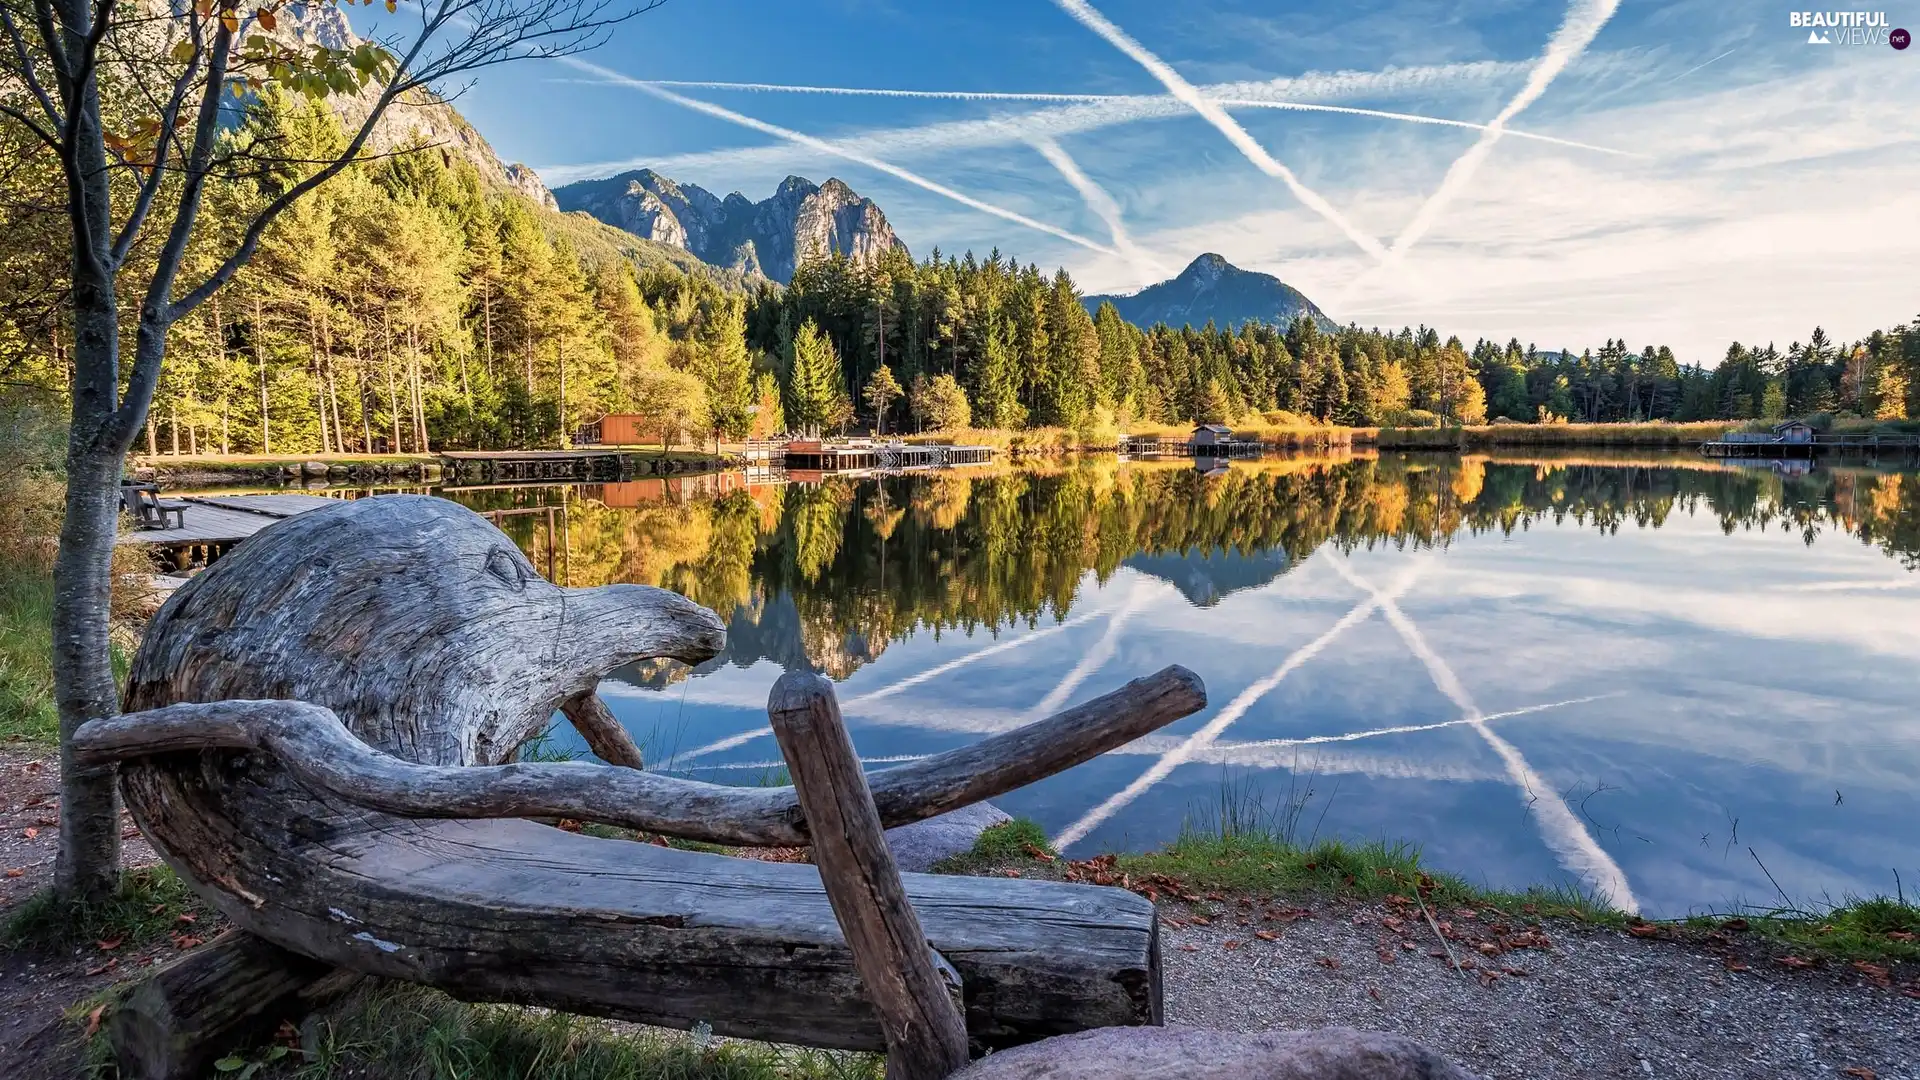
[{"x1": 254, "y1": 297, "x2": 270, "y2": 454}]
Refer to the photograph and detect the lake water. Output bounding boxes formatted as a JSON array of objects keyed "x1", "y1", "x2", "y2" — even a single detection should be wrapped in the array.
[{"x1": 447, "y1": 452, "x2": 1920, "y2": 918}]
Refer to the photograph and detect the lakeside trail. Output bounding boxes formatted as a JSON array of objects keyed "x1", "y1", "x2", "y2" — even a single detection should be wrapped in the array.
[
  {"x1": 1158, "y1": 893, "x2": 1920, "y2": 1080},
  {"x1": 5, "y1": 739, "x2": 1917, "y2": 1079}
]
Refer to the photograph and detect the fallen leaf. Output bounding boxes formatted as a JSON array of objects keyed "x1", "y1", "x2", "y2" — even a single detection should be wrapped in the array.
[
  {"x1": 1724, "y1": 957, "x2": 1749, "y2": 972},
  {"x1": 1179, "y1": 944, "x2": 1199, "y2": 952},
  {"x1": 96, "y1": 937, "x2": 123, "y2": 952},
  {"x1": 1476, "y1": 942, "x2": 1501, "y2": 956},
  {"x1": 4, "y1": 868, "x2": 21, "y2": 878},
  {"x1": 1842, "y1": 1068, "x2": 1876, "y2": 1080},
  {"x1": 1502, "y1": 966, "x2": 1529, "y2": 977},
  {"x1": 1000, "y1": 870, "x2": 1021, "y2": 878},
  {"x1": 84, "y1": 959, "x2": 117, "y2": 976},
  {"x1": 22, "y1": 827, "x2": 38, "y2": 839},
  {"x1": 1254, "y1": 930, "x2": 1279, "y2": 942},
  {"x1": 1189, "y1": 915, "x2": 1211, "y2": 926},
  {"x1": 1316, "y1": 956, "x2": 1339, "y2": 969},
  {"x1": 1454, "y1": 908, "x2": 1478, "y2": 920},
  {"x1": 177, "y1": 913, "x2": 197, "y2": 924},
  {"x1": 1720, "y1": 918, "x2": 1749, "y2": 931},
  {"x1": 1775, "y1": 955, "x2": 1815, "y2": 970},
  {"x1": 1885, "y1": 931, "x2": 1916, "y2": 942},
  {"x1": 1376, "y1": 948, "x2": 1396, "y2": 964},
  {"x1": 1852, "y1": 960, "x2": 1892, "y2": 986},
  {"x1": 1400, "y1": 940, "x2": 1416, "y2": 951},
  {"x1": 1627, "y1": 922, "x2": 1661, "y2": 939},
  {"x1": 1367, "y1": 986, "x2": 1383, "y2": 1003},
  {"x1": 84, "y1": 1005, "x2": 105, "y2": 1038},
  {"x1": 1222, "y1": 939, "x2": 1241, "y2": 950}
]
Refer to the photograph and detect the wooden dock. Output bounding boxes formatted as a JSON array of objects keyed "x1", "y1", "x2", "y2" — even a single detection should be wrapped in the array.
[
  {"x1": 1701, "y1": 433, "x2": 1920, "y2": 459},
  {"x1": 780, "y1": 440, "x2": 995, "y2": 472},
  {"x1": 440, "y1": 449, "x2": 631, "y2": 484},
  {"x1": 1119, "y1": 435, "x2": 1263, "y2": 459},
  {"x1": 121, "y1": 493, "x2": 342, "y2": 567}
]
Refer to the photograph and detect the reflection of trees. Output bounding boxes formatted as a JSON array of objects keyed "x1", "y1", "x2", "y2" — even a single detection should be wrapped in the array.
[{"x1": 456, "y1": 455, "x2": 1920, "y2": 681}]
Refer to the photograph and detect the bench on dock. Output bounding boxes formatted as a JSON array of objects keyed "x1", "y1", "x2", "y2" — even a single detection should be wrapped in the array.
[
  {"x1": 73, "y1": 496, "x2": 1204, "y2": 1080},
  {"x1": 119, "y1": 482, "x2": 188, "y2": 530}
]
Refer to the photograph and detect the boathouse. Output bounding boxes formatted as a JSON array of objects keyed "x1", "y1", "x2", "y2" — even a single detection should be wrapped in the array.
[
  {"x1": 1190, "y1": 423, "x2": 1234, "y2": 449},
  {"x1": 1773, "y1": 419, "x2": 1815, "y2": 443}
]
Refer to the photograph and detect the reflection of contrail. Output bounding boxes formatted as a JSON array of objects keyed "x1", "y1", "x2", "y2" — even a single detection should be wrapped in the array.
[
  {"x1": 562, "y1": 58, "x2": 1117, "y2": 256},
  {"x1": 1214, "y1": 693, "x2": 1620, "y2": 753},
  {"x1": 675, "y1": 609, "x2": 1105, "y2": 762},
  {"x1": 1326, "y1": 556, "x2": 1638, "y2": 913},
  {"x1": 1025, "y1": 586, "x2": 1144, "y2": 720},
  {"x1": 1052, "y1": 567, "x2": 1420, "y2": 851},
  {"x1": 1336, "y1": 0, "x2": 1622, "y2": 304},
  {"x1": 1046, "y1": 0, "x2": 1394, "y2": 268},
  {"x1": 1027, "y1": 135, "x2": 1167, "y2": 281},
  {"x1": 614, "y1": 78, "x2": 1634, "y2": 157}
]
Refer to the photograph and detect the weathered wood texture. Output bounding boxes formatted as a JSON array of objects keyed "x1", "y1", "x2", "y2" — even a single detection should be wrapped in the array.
[
  {"x1": 105, "y1": 931, "x2": 344, "y2": 1080},
  {"x1": 95, "y1": 496, "x2": 1180, "y2": 1054},
  {"x1": 559, "y1": 690, "x2": 645, "y2": 769},
  {"x1": 79, "y1": 663, "x2": 1202, "y2": 846},
  {"x1": 770, "y1": 672, "x2": 969, "y2": 1079}
]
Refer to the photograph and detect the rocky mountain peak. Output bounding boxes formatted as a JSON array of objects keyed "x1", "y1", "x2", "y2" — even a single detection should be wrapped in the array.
[
  {"x1": 1185, "y1": 253, "x2": 1230, "y2": 284},
  {"x1": 555, "y1": 170, "x2": 908, "y2": 284}
]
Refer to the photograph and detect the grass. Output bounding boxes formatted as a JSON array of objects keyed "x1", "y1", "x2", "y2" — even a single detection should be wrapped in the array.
[
  {"x1": 0, "y1": 555, "x2": 58, "y2": 743},
  {"x1": 2, "y1": 865, "x2": 210, "y2": 953},
  {"x1": 292, "y1": 984, "x2": 881, "y2": 1080},
  {"x1": 931, "y1": 818, "x2": 1053, "y2": 874}
]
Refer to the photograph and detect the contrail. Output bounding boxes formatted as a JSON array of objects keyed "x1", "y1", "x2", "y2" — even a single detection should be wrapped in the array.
[
  {"x1": 1337, "y1": 0, "x2": 1622, "y2": 303},
  {"x1": 562, "y1": 58, "x2": 1117, "y2": 256},
  {"x1": 1045, "y1": 0, "x2": 1396, "y2": 269},
  {"x1": 1052, "y1": 567, "x2": 1420, "y2": 851},
  {"x1": 1214, "y1": 693, "x2": 1621, "y2": 753},
  {"x1": 1666, "y1": 48, "x2": 1736, "y2": 84},
  {"x1": 672, "y1": 609, "x2": 1106, "y2": 762},
  {"x1": 612, "y1": 78, "x2": 1635, "y2": 158},
  {"x1": 1326, "y1": 556, "x2": 1638, "y2": 913},
  {"x1": 1025, "y1": 135, "x2": 1167, "y2": 281}
]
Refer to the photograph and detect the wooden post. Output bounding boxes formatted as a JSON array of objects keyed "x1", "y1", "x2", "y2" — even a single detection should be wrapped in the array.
[{"x1": 768, "y1": 672, "x2": 970, "y2": 1080}]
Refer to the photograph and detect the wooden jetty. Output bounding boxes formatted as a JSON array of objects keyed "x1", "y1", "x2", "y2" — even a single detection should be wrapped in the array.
[
  {"x1": 119, "y1": 493, "x2": 340, "y2": 567},
  {"x1": 1701, "y1": 430, "x2": 1920, "y2": 460},
  {"x1": 1120, "y1": 431, "x2": 1263, "y2": 459},
  {"x1": 781, "y1": 439, "x2": 995, "y2": 472},
  {"x1": 440, "y1": 449, "x2": 631, "y2": 484}
]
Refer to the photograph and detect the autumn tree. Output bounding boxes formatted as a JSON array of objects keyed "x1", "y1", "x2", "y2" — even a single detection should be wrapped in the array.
[
  {"x1": 0, "y1": 0, "x2": 660, "y2": 902},
  {"x1": 862, "y1": 364, "x2": 902, "y2": 434}
]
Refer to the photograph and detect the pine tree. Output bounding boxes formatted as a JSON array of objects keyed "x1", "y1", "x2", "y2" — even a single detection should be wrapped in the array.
[
  {"x1": 786, "y1": 318, "x2": 842, "y2": 433},
  {"x1": 863, "y1": 365, "x2": 904, "y2": 434}
]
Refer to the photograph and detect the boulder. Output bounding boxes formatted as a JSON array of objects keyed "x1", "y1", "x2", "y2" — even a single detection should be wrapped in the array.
[
  {"x1": 885, "y1": 802, "x2": 1011, "y2": 872},
  {"x1": 951, "y1": 1026, "x2": 1483, "y2": 1080}
]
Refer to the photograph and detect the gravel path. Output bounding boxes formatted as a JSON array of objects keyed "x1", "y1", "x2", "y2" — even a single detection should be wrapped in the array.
[{"x1": 1161, "y1": 894, "x2": 1920, "y2": 1080}]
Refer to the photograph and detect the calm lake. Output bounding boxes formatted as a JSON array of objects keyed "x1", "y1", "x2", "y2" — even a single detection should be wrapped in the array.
[{"x1": 444, "y1": 452, "x2": 1920, "y2": 918}]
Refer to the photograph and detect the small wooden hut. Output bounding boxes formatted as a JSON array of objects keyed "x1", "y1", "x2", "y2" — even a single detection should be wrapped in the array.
[{"x1": 1189, "y1": 423, "x2": 1234, "y2": 448}]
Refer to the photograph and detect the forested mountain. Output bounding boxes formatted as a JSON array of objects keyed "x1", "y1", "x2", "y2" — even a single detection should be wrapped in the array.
[
  {"x1": 1084, "y1": 253, "x2": 1331, "y2": 332},
  {"x1": 555, "y1": 170, "x2": 908, "y2": 283}
]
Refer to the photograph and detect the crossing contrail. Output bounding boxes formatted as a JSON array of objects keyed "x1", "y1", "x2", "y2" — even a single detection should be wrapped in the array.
[
  {"x1": 1026, "y1": 136, "x2": 1168, "y2": 281},
  {"x1": 1052, "y1": 566, "x2": 1420, "y2": 851},
  {"x1": 563, "y1": 58, "x2": 1118, "y2": 256},
  {"x1": 1045, "y1": 0, "x2": 1398, "y2": 270},
  {"x1": 1214, "y1": 693, "x2": 1622, "y2": 753},
  {"x1": 1023, "y1": 585, "x2": 1146, "y2": 721},
  {"x1": 1337, "y1": 0, "x2": 1622, "y2": 304},
  {"x1": 1666, "y1": 48, "x2": 1736, "y2": 84},
  {"x1": 614, "y1": 78, "x2": 1635, "y2": 158},
  {"x1": 671, "y1": 608, "x2": 1106, "y2": 762},
  {"x1": 1326, "y1": 556, "x2": 1638, "y2": 913}
]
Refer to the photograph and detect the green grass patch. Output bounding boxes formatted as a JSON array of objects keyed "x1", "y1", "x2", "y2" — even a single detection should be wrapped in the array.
[
  {"x1": 932, "y1": 818, "x2": 1054, "y2": 874},
  {"x1": 296, "y1": 984, "x2": 880, "y2": 1080},
  {"x1": 1685, "y1": 895, "x2": 1920, "y2": 965},
  {"x1": 2, "y1": 865, "x2": 211, "y2": 953},
  {"x1": 0, "y1": 556, "x2": 57, "y2": 743}
]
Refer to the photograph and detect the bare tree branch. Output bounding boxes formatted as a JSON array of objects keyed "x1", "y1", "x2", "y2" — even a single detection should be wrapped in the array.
[
  {"x1": 108, "y1": 10, "x2": 207, "y2": 269},
  {"x1": 0, "y1": 2, "x2": 63, "y2": 129}
]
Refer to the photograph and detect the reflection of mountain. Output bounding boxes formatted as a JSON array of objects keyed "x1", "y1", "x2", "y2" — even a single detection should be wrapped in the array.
[
  {"x1": 1122, "y1": 547, "x2": 1296, "y2": 607},
  {"x1": 608, "y1": 587, "x2": 887, "y2": 691}
]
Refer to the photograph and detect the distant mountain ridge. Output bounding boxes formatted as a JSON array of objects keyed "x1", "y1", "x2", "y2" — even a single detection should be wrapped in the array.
[
  {"x1": 1084, "y1": 254, "x2": 1333, "y2": 332},
  {"x1": 553, "y1": 170, "x2": 908, "y2": 283}
]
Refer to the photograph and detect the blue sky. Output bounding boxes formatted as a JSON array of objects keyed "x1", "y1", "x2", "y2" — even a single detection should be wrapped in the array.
[{"x1": 436, "y1": 0, "x2": 1918, "y2": 364}]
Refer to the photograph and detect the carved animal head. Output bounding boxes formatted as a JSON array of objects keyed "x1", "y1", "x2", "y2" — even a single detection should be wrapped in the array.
[{"x1": 125, "y1": 495, "x2": 726, "y2": 765}]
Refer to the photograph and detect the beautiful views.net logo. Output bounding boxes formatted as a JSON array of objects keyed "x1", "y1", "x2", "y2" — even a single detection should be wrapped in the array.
[{"x1": 1789, "y1": 10, "x2": 1899, "y2": 45}]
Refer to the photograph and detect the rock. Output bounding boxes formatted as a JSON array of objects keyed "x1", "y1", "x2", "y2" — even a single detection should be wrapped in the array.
[
  {"x1": 300, "y1": 461, "x2": 330, "y2": 478},
  {"x1": 886, "y1": 802, "x2": 1011, "y2": 873},
  {"x1": 951, "y1": 1026, "x2": 1483, "y2": 1080},
  {"x1": 554, "y1": 170, "x2": 909, "y2": 284}
]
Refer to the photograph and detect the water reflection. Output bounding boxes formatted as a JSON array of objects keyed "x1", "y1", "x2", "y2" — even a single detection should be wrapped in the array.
[{"x1": 443, "y1": 453, "x2": 1920, "y2": 916}]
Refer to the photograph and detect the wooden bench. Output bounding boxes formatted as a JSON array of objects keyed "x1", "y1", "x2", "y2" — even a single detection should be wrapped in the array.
[
  {"x1": 120, "y1": 482, "x2": 188, "y2": 530},
  {"x1": 73, "y1": 496, "x2": 1205, "y2": 1079}
]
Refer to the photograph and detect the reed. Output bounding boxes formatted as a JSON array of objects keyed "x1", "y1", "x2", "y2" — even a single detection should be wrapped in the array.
[{"x1": 1375, "y1": 420, "x2": 1735, "y2": 450}]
